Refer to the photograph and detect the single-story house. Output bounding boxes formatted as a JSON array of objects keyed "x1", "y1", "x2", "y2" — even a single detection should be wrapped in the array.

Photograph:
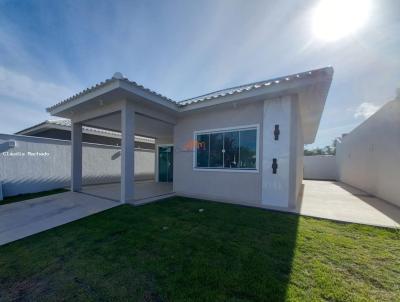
[{"x1": 45, "y1": 67, "x2": 333, "y2": 209}]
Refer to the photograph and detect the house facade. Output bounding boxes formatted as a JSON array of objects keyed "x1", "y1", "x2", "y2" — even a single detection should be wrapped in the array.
[{"x1": 45, "y1": 67, "x2": 333, "y2": 209}]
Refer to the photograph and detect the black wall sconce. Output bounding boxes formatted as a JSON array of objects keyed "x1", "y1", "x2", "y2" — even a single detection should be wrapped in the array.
[
  {"x1": 272, "y1": 158, "x2": 278, "y2": 174},
  {"x1": 274, "y1": 124, "x2": 280, "y2": 140}
]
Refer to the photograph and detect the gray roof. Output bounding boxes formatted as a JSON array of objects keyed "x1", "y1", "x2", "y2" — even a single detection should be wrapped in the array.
[
  {"x1": 17, "y1": 119, "x2": 155, "y2": 144},
  {"x1": 46, "y1": 67, "x2": 333, "y2": 112},
  {"x1": 48, "y1": 119, "x2": 122, "y2": 137},
  {"x1": 46, "y1": 77, "x2": 177, "y2": 112}
]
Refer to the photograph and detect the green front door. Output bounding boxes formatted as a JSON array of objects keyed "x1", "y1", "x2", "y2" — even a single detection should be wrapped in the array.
[{"x1": 158, "y1": 146, "x2": 173, "y2": 182}]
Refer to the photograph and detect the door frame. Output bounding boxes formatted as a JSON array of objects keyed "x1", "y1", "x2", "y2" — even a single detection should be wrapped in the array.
[{"x1": 156, "y1": 144, "x2": 174, "y2": 182}]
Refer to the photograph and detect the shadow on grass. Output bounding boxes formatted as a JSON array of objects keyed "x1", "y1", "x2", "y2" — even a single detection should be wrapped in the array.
[{"x1": 0, "y1": 196, "x2": 300, "y2": 301}]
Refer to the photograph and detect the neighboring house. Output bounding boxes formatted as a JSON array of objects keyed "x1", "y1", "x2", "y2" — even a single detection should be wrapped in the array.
[
  {"x1": 43, "y1": 67, "x2": 333, "y2": 209},
  {"x1": 16, "y1": 119, "x2": 155, "y2": 149},
  {"x1": 336, "y1": 96, "x2": 400, "y2": 207}
]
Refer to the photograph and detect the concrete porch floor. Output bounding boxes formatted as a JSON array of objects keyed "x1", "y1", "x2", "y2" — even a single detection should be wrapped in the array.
[
  {"x1": 297, "y1": 180, "x2": 400, "y2": 228},
  {"x1": 81, "y1": 181, "x2": 174, "y2": 203}
]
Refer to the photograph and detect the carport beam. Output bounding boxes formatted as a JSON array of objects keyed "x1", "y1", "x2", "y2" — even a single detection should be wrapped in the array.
[{"x1": 120, "y1": 101, "x2": 135, "y2": 203}]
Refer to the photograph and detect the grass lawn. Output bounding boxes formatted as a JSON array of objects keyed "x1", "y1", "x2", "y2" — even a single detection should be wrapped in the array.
[
  {"x1": 0, "y1": 188, "x2": 68, "y2": 205},
  {"x1": 0, "y1": 197, "x2": 399, "y2": 301}
]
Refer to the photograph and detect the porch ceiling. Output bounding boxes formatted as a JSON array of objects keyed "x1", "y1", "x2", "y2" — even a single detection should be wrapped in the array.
[{"x1": 83, "y1": 111, "x2": 174, "y2": 139}]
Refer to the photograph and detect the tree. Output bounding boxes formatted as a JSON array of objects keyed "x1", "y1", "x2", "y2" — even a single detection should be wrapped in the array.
[{"x1": 304, "y1": 138, "x2": 339, "y2": 156}]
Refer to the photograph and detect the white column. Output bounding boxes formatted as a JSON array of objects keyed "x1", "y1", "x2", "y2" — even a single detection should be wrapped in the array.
[
  {"x1": 121, "y1": 101, "x2": 135, "y2": 203},
  {"x1": 71, "y1": 122, "x2": 82, "y2": 192},
  {"x1": 261, "y1": 96, "x2": 292, "y2": 208},
  {"x1": 154, "y1": 139, "x2": 159, "y2": 182}
]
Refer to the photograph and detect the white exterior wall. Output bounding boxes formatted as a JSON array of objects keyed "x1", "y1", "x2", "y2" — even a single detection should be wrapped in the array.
[
  {"x1": 292, "y1": 98, "x2": 304, "y2": 204},
  {"x1": 336, "y1": 100, "x2": 400, "y2": 207},
  {"x1": 174, "y1": 101, "x2": 264, "y2": 205},
  {"x1": 0, "y1": 134, "x2": 154, "y2": 198},
  {"x1": 262, "y1": 96, "x2": 293, "y2": 208},
  {"x1": 303, "y1": 155, "x2": 337, "y2": 180}
]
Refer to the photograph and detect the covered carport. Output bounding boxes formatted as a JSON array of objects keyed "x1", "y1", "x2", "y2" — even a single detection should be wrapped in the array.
[{"x1": 46, "y1": 73, "x2": 177, "y2": 204}]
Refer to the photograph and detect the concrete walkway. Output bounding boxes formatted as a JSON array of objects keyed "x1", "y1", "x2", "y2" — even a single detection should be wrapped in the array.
[
  {"x1": 81, "y1": 181, "x2": 174, "y2": 202},
  {"x1": 0, "y1": 192, "x2": 119, "y2": 246},
  {"x1": 298, "y1": 180, "x2": 400, "y2": 228}
]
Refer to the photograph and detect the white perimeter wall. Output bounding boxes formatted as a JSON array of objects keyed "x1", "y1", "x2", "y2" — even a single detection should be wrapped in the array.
[
  {"x1": 303, "y1": 155, "x2": 337, "y2": 180},
  {"x1": 0, "y1": 134, "x2": 155, "y2": 198},
  {"x1": 336, "y1": 100, "x2": 400, "y2": 207}
]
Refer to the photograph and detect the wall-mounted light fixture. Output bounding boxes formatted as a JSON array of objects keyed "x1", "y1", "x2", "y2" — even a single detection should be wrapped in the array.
[
  {"x1": 272, "y1": 158, "x2": 278, "y2": 174},
  {"x1": 274, "y1": 124, "x2": 280, "y2": 140},
  {"x1": 8, "y1": 141, "x2": 16, "y2": 148}
]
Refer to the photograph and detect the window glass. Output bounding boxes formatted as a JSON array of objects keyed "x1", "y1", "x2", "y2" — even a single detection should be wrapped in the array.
[
  {"x1": 196, "y1": 134, "x2": 209, "y2": 167},
  {"x1": 209, "y1": 133, "x2": 223, "y2": 167},
  {"x1": 239, "y1": 129, "x2": 257, "y2": 169},
  {"x1": 224, "y1": 131, "x2": 239, "y2": 168},
  {"x1": 195, "y1": 127, "x2": 257, "y2": 170}
]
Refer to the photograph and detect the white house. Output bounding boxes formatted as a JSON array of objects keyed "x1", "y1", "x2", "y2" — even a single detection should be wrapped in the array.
[{"x1": 44, "y1": 67, "x2": 333, "y2": 209}]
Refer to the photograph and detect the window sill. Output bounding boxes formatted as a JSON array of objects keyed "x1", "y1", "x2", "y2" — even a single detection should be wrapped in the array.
[{"x1": 193, "y1": 168, "x2": 259, "y2": 173}]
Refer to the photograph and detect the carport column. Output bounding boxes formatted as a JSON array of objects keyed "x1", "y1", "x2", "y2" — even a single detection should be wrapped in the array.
[
  {"x1": 71, "y1": 122, "x2": 82, "y2": 192},
  {"x1": 120, "y1": 101, "x2": 135, "y2": 203},
  {"x1": 154, "y1": 139, "x2": 159, "y2": 182}
]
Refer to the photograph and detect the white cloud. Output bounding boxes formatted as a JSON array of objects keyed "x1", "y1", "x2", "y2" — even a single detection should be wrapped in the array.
[
  {"x1": 354, "y1": 102, "x2": 380, "y2": 119},
  {"x1": 0, "y1": 66, "x2": 74, "y2": 107},
  {"x1": 0, "y1": 101, "x2": 50, "y2": 134},
  {"x1": 0, "y1": 66, "x2": 76, "y2": 134}
]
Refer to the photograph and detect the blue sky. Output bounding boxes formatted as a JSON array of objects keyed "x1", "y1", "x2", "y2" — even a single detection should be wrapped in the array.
[{"x1": 0, "y1": 0, "x2": 399, "y2": 147}]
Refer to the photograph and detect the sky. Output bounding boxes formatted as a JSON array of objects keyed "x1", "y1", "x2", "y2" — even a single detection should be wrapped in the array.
[{"x1": 0, "y1": 0, "x2": 399, "y2": 148}]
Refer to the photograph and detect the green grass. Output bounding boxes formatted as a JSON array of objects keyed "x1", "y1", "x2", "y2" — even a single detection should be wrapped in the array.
[
  {"x1": 0, "y1": 188, "x2": 68, "y2": 205},
  {"x1": 0, "y1": 197, "x2": 399, "y2": 302}
]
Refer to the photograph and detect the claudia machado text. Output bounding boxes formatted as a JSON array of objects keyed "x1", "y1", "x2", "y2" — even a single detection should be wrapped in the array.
[{"x1": 2, "y1": 151, "x2": 50, "y2": 157}]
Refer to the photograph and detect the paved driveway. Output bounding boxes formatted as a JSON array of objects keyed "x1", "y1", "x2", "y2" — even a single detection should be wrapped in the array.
[
  {"x1": 0, "y1": 192, "x2": 119, "y2": 246},
  {"x1": 298, "y1": 180, "x2": 400, "y2": 228}
]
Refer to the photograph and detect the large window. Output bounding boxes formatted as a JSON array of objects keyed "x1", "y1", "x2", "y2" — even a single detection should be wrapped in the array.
[{"x1": 195, "y1": 126, "x2": 258, "y2": 170}]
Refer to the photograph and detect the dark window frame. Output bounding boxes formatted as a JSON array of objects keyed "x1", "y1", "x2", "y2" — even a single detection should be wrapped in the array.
[{"x1": 194, "y1": 125, "x2": 259, "y2": 171}]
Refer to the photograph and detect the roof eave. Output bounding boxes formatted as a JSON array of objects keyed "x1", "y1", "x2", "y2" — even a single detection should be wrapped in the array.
[
  {"x1": 15, "y1": 121, "x2": 50, "y2": 135},
  {"x1": 180, "y1": 69, "x2": 333, "y2": 112},
  {"x1": 46, "y1": 79, "x2": 180, "y2": 117},
  {"x1": 46, "y1": 79, "x2": 121, "y2": 116}
]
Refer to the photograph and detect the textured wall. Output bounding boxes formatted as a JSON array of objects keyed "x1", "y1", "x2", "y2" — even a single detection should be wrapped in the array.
[
  {"x1": 262, "y1": 96, "x2": 293, "y2": 208},
  {"x1": 0, "y1": 134, "x2": 155, "y2": 198},
  {"x1": 303, "y1": 155, "x2": 337, "y2": 180},
  {"x1": 336, "y1": 100, "x2": 400, "y2": 207}
]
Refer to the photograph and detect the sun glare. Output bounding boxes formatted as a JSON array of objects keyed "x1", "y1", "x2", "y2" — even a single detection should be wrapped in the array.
[{"x1": 312, "y1": 0, "x2": 372, "y2": 42}]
